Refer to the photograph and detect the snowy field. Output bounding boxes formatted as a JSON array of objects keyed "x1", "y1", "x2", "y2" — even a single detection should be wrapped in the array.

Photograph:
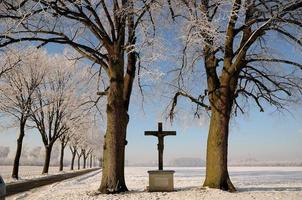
[
  {"x1": 0, "y1": 165, "x2": 75, "y2": 183},
  {"x1": 6, "y1": 166, "x2": 302, "y2": 200}
]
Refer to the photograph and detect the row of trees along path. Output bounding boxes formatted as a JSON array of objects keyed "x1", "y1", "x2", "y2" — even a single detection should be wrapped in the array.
[{"x1": 0, "y1": 47, "x2": 102, "y2": 179}]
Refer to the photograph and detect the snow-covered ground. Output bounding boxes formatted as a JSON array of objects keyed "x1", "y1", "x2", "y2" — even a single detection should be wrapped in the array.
[
  {"x1": 6, "y1": 166, "x2": 302, "y2": 200},
  {"x1": 0, "y1": 165, "x2": 75, "y2": 183}
]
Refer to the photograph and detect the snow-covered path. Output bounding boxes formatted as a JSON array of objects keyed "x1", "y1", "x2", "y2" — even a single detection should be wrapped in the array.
[{"x1": 7, "y1": 167, "x2": 302, "y2": 200}]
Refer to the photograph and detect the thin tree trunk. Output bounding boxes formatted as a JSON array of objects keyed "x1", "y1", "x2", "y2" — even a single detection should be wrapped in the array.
[
  {"x1": 203, "y1": 81, "x2": 236, "y2": 192},
  {"x1": 70, "y1": 150, "x2": 76, "y2": 170},
  {"x1": 99, "y1": 60, "x2": 129, "y2": 194},
  {"x1": 90, "y1": 154, "x2": 92, "y2": 168},
  {"x1": 12, "y1": 120, "x2": 26, "y2": 179},
  {"x1": 59, "y1": 141, "x2": 65, "y2": 171},
  {"x1": 99, "y1": 158, "x2": 102, "y2": 167},
  {"x1": 77, "y1": 155, "x2": 81, "y2": 170},
  {"x1": 83, "y1": 157, "x2": 86, "y2": 169},
  {"x1": 42, "y1": 144, "x2": 53, "y2": 174}
]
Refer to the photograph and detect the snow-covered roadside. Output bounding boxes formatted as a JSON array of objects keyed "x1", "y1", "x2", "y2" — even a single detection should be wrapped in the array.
[
  {"x1": 7, "y1": 167, "x2": 302, "y2": 200},
  {"x1": 0, "y1": 165, "x2": 86, "y2": 183}
]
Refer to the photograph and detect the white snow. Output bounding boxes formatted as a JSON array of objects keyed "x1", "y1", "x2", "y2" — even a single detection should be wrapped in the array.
[
  {"x1": 6, "y1": 166, "x2": 302, "y2": 200},
  {"x1": 0, "y1": 165, "x2": 75, "y2": 183}
]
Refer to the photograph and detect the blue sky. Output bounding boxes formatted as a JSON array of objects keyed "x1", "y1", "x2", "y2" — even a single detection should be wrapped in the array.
[
  {"x1": 124, "y1": 94, "x2": 302, "y2": 164},
  {"x1": 1, "y1": 99, "x2": 302, "y2": 164},
  {"x1": 0, "y1": 26, "x2": 302, "y2": 166}
]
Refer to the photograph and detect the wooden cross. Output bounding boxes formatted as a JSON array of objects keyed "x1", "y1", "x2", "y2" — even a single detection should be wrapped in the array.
[{"x1": 145, "y1": 122, "x2": 176, "y2": 170}]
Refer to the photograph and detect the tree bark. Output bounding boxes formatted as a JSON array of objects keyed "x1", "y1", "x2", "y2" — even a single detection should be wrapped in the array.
[
  {"x1": 70, "y1": 149, "x2": 76, "y2": 170},
  {"x1": 90, "y1": 154, "x2": 92, "y2": 168},
  {"x1": 77, "y1": 155, "x2": 81, "y2": 170},
  {"x1": 59, "y1": 141, "x2": 65, "y2": 171},
  {"x1": 83, "y1": 157, "x2": 86, "y2": 169},
  {"x1": 99, "y1": 157, "x2": 102, "y2": 167},
  {"x1": 203, "y1": 75, "x2": 237, "y2": 192},
  {"x1": 12, "y1": 120, "x2": 26, "y2": 179},
  {"x1": 42, "y1": 144, "x2": 53, "y2": 174},
  {"x1": 203, "y1": 109, "x2": 235, "y2": 191},
  {"x1": 99, "y1": 59, "x2": 129, "y2": 194}
]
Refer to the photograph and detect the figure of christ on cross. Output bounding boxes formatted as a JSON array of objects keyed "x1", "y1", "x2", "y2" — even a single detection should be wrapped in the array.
[{"x1": 145, "y1": 122, "x2": 176, "y2": 170}]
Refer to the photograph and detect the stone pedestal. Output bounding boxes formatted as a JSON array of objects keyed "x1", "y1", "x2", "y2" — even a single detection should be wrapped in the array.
[{"x1": 147, "y1": 170, "x2": 175, "y2": 192}]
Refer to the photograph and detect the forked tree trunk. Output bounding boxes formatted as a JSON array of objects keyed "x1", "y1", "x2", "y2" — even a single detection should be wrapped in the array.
[
  {"x1": 70, "y1": 149, "x2": 76, "y2": 170},
  {"x1": 59, "y1": 142, "x2": 65, "y2": 171},
  {"x1": 99, "y1": 60, "x2": 129, "y2": 194},
  {"x1": 203, "y1": 77, "x2": 236, "y2": 192},
  {"x1": 12, "y1": 120, "x2": 26, "y2": 179},
  {"x1": 42, "y1": 144, "x2": 53, "y2": 174}
]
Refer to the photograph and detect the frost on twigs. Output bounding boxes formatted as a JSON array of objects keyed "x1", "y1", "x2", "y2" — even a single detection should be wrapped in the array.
[{"x1": 166, "y1": 0, "x2": 302, "y2": 118}]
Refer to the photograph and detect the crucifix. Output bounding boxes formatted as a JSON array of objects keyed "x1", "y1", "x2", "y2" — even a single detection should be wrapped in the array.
[{"x1": 145, "y1": 122, "x2": 176, "y2": 170}]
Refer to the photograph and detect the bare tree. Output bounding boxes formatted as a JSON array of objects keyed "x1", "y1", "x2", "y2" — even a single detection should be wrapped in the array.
[
  {"x1": 0, "y1": 48, "x2": 21, "y2": 77},
  {"x1": 89, "y1": 153, "x2": 93, "y2": 168},
  {"x1": 76, "y1": 148, "x2": 82, "y2": 170},
  {"x1": 29, "y1": 55, "x2": 86, "y2": 174},
  {"x1": 0, "y1": 47, "x2": 46, "y2": 179},
  {"x1": 82, "y1": 125, "x2": 101, "y2": 169},
  {"x1": 58, "y1": 101, "x2": 92, "y2": 171},
  {"x1": 89, "y1": 124, "x2": 103, "y2": 168},
  {"x1": 69, "y1": 133, "x2": 82, "y2": 171},
  {"x1": 62, "y1": 111, "x2": 98, "y2": 171},
  {"x1": 69, "y1": 144, "x2": 77, "y2": 170},
  {"x1": 77, "y1": 117, "x2": 102, "y2": 169},
  {"x1": 58, "y1": 134, "x2": 70, "y2": 171},
  {"x1": 82, "y1": 147, "x2": 92, "y2": 169},
  {"x1": 168, "y1": 0, "x2": 302, "y2": 191},
  {"x1": 68, "y1": 117, "x2": 91, "y2": 170},
  {"x1": 0, "y1": 0, "x2": 161, "y2": 193}
]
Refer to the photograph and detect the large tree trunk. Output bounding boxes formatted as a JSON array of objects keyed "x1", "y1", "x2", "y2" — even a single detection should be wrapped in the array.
[
  {"x1": 59, "y1": 141, "x2": 65, "y2": 171},
  {"x1": 203, "y1": 77, "x2": 236, "y2": 192},
  {"x1": 12, "y1": 120, "x2": 26, "y2": 179},
  {"x1": 203, "y1": 109, "x2": 235, "y2": 191},
  {"x1": 70, "y1": 150, "x2": 76, "y2": 170},
  {"x1": 99, "y1": 59, "x2": 129, "y2": 194},
  {"x1": 42, "y1": 144, "x2": 53, "y2": 174}
]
